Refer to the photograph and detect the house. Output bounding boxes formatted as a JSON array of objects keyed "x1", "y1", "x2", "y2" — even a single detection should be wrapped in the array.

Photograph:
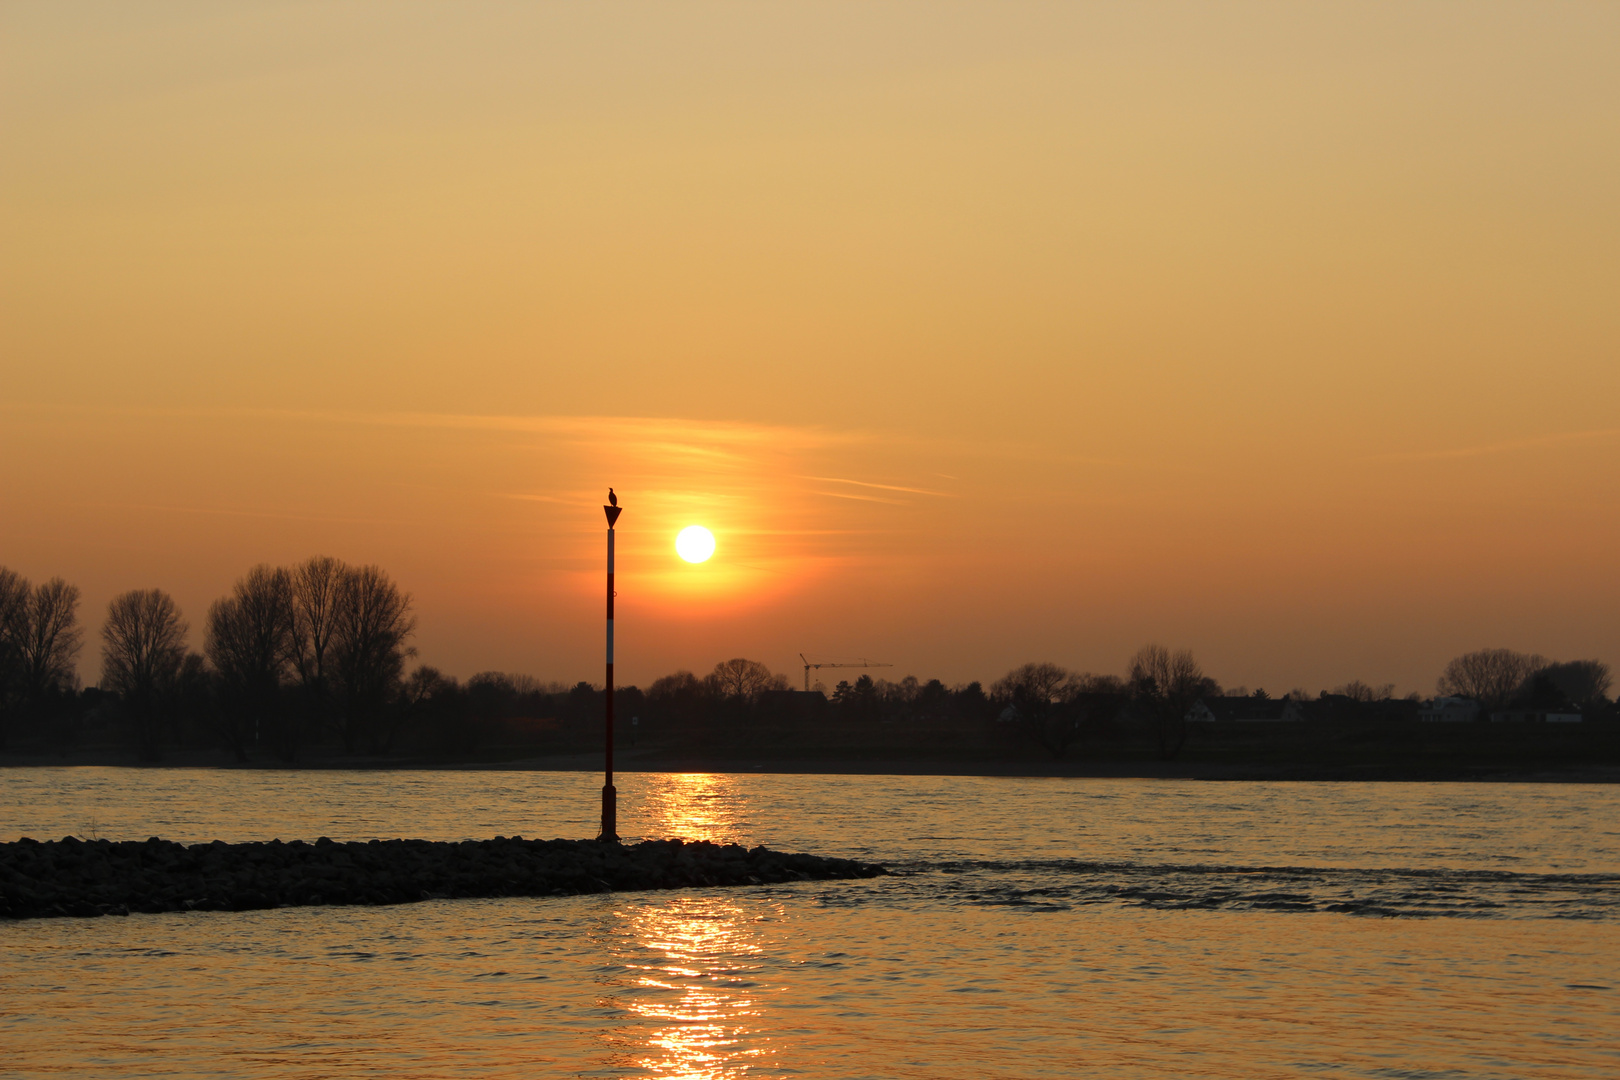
[
  {"x1": 1419, "y1": 697, "x2": 1479, "y2": 723},
  {"x1": 1302, "y1": 694, "x2": 1423, "y2": 725},
  {"x1": 1488, "y1": 707, "x2": 1583, "y2": 724},
  {"x1": 1187, "y1": 697, "x2": 1304, "y2": 723}
]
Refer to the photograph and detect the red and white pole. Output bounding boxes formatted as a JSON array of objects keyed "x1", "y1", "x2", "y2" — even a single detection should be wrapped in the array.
[{"x1": 601, "y1": 492, "x2": 622, "y2": 842}]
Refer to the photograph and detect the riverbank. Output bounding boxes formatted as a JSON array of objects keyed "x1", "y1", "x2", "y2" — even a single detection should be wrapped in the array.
[
  {"x1": 4, "y1": 747, "x2": 1618, "y2": 782},
  {"x1": 0, "y1": 835, "x2": 886, "y2": 921}
]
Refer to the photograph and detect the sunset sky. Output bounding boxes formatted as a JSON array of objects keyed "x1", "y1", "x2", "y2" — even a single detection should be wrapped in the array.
[{"x1": 4, "y1": 3, "x2": 1617, "y2": 696}]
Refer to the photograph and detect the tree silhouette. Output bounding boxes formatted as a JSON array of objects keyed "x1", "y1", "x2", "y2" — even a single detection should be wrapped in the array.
[
  {"x1": 288, "y1": 555, "x2": 345, "y2": 737},
  {"x1": 991, "y1": 662, "x2": 1077, "y2": 757},
  {"x1": 1435, "y1": 649, "x2": 1547, "y2": 711},
  {"x1": 18, "y1": 578, "x2": 82, "y2": 705},
  {"x1": 101, "y1": 589, "x2": 188, "y2": 761},
  {"x1": 988, "y1": 663, "x2": 1123, "y2": 759},
  {"x1": 206, "y1": 564, "x2": 295, "y2": 761},
  {"x1": 0, "y1": 571, "x2": 83, "y2": 749},
  {"x1": 1331, "y1": 680, "x2": 1395, "y2": 703},
  {"x1": 328, "y1": 563, "x2": 416, "y2": 753},
  {"x1": 648, "y1": 670, "x2": 707, "y2": 737},
  {"x1": 0, "y1": 568, "x2": 29, "y2": 749},
  {"x1": 705, "y1": 658, "x2": 787, "y2": 703},
  {"x1": 1128, "y1": 643, "x2": 1218, "y2": 760},
  {"x1": 1537, "y1": 660, "x2": 1612, "y2": 708},
  {"x1": 991, "y1": 662, "x2": 1070, "y2": 708},
  {"x1": 846, "y1": 673, "x2": 879, "y2": 722}
]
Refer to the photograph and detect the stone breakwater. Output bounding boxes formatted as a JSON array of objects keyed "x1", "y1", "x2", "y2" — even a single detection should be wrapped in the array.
[{"x1": 0, "y1": 836, "x2": 887, "y2": 921}]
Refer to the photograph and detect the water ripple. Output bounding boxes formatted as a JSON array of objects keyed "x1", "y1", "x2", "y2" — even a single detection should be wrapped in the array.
[{"x1": 881, "y1": 859, "x2": 1620, "y2": 919}]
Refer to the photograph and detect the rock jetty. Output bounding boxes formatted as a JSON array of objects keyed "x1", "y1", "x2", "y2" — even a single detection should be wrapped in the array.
[{"x1": 0, "y1": 836, "x2": 886, "y2": 921}]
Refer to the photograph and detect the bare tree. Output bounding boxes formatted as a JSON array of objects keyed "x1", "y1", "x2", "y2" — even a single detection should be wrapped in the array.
[
  {"x1": 647, "y1": 669, "x2": 707, "y2": 735},
  {"x1": 205, "y1": 565, "x2": 295, "y2": 761},
  {"x1": 992, "y1": 662, "x2": 1093, "y2": 759},
  {"x1": 705, "y1": 658, "x2": 787, "y2": 703},
  {"x1": 286, "y1": 555, "x2": 347, "y2": 742},
  {"x1": 0, "y1": 568, "x2": 30, "y2": 748},
  {"x1": 1435, "y1": 649, "x2": 1547, "y2": 710},
  {"x1": 289, "y1": 556, "x2": 343, "y2": 685},
  {"x1": 649, "y1": 670, "x2": 704, "y2": 703},
  {"x1": 329, "y1": 564, "x2": 416, "y2": 754},
  {"x1": 403, "y1": 665, "x2": 469, "y2": 756},
  {"x1": 991, "y1": 662, "x2": 1072, "y2": 708},
  {"x1": 19, "y1": 578, "x2": 83, "y2": 699},
  {"x1": 1332, "y1": 680, "x2": 1396, "y2": 703},
  {"x1": 0, "y1": 568, "x2": 29, "y2": 644},
  {"x1": 1128, "y1": 643, "x2": 1219, "y2": 760},
  {"x1": 172, "y1": 650, "x2": 214, "y2": 750},
  {"x1": 21, "y1": 578, "x2": 83, "y2": 746},
  {"x1": 0, "y1": 572, "x2": 83, "y2": 749},
  {"x1": 101, "y1": 589, "x2": 189, "y2": 760},
  {"x1": 1064, "y1": 672, "x2": 1128, "y2": 757},
  {"x1": 1538, "y1": 660, "x2": 1613, "y2": 707}
]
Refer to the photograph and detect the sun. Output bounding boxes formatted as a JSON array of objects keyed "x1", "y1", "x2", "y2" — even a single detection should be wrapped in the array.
[{"x1": 675, "y1": 525, "x2": 716, "y2": 563}]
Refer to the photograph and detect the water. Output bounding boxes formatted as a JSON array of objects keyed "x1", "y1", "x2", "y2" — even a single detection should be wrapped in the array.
[{"x1": 3, "y1": 768, "x2": 1618, "y2": 1078}]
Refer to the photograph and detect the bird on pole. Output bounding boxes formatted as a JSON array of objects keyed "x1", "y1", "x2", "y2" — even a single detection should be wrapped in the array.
[{"x1": 601, "y1": 488, "x2": 622, "y2": 842}]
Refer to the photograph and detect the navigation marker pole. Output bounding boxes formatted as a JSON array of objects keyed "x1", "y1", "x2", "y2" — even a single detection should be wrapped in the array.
[{"x1": 600, "y1": 490, "x2": 622, "y2": 843}]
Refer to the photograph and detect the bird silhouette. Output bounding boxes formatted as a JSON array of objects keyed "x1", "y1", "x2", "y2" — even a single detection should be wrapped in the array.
[{"x1": 608, "y1": 488, "x2": 618, "y2": 507}]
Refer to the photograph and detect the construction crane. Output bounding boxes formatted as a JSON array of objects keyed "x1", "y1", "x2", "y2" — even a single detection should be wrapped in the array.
[{"x1": 799, "y1": 654, "x2": 894, "y2": 693}]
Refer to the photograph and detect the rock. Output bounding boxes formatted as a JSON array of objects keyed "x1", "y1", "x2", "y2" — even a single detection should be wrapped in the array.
[{"x1": 0, "y1": 836, "x2": 885, "y2": 921}]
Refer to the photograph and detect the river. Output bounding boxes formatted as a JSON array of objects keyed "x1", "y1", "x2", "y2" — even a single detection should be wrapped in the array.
[{"x1": 3, "y1": 767, "x2": 1617, "y2": 1078}]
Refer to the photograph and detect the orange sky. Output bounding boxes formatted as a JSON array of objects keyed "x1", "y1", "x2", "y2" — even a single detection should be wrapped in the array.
[{"x1": 3, "y1": 3, "x2": 1618, "y2": 695}]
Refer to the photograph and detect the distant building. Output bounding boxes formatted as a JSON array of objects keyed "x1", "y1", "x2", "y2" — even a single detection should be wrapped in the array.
[
  {"x1": 1302, "y1": 694, "x2": 1422, "y2": 725},
  {"x1": 1419, "y1": 697, "x2": 1480, "y2": 722},
  {"x1": 1488, "y1": 707, "x2": 1583, "y2": 724},
  {"x1": 1187, "y1": 697, "x2": 1304, "y2": 723}
]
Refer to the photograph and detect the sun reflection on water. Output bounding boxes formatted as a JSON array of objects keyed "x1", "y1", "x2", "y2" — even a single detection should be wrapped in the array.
[
  {"x1": 596, "y1": 773, "x2": 781, "y2": 1078},
  {"x1": 636, "y1": 772, "x2": 753, "y2": 846}
]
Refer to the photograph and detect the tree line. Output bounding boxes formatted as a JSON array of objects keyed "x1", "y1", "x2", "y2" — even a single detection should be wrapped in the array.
[
  {"x1": 1434, "y1": 648, "x2": 1611, "y2": 712},
  {"x1": 0, "y1": 558, "x2": 414, "y2": 761},
  {"x1": 1, "y1": 559, "x2": 1613, "y2": 764},
  {"x1": 0, "y1": 569, "x2": 81, "y2": 752}
]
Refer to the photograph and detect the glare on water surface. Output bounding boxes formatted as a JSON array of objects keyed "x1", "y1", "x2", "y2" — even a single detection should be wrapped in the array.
[
  {"x1": 4, "y1": 769, "x2": 1619, "y2": 1079},
  {"x1": 604, "y1": 896, "x2": 771, "y2": 1079},
  {"x1": 640, "y1": 771, "x2": 750, "y2": 845},
  {"x1": 604, "y1": 773, "x2": 768, "y2": 1078}
]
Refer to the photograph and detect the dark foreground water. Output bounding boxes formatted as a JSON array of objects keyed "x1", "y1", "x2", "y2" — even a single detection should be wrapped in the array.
[{"x1": 3, "y1": 768, "x2": 1617, "y2": 1078}]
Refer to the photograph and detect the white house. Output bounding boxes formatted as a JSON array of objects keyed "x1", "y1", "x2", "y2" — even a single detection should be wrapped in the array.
[
  {"x1": 1187, "y1": 697, "x2": 1304, "y2": 723},
  {"x1": 1488, "y1": 707, "x2": 1583, "y2": 724},
  {"x1": 1419, "y1": 697, "x2": 1479, "y2": 723}
]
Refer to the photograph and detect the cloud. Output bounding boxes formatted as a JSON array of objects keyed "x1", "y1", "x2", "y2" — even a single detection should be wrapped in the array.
[
  {"x1": 74, "y1": 501, "x2": 406, "y2": 526},
  {"x1": 811, "y1": 490, "x2": 911, "y2": 506},
  {"x1": 1367, "y1": 428, "x2": 1620, "y2": 463},
  {"x1": 802, "y1": 476, "x2": 956, "y2": 497}
]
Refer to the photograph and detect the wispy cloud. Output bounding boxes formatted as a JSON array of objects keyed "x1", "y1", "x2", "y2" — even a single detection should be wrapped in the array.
[
  {"x1": 76, "y1": 502, "x2": 406, "y2": 526},
  {"x1": 802, "y1": 476, "x2": 955, "y2": 497},
  {"x1": 21, "y1": 405, "x2": 976, "y2": 535},
  {"x1": 1367, "y1": 428, "x2": 1620, "y2": 463},
  {"x1": 0, "y1": 402, "x2": 868, "y2": 453},
  {"x1": 352, "y1": 411, "x2": 867, "y2": 452},
  {"x1": 811, "y1": 490, "x2": 910, "y2": 506},
  {"x1": 495, "y1": 492, "x2": 576, "y2": 505}
]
